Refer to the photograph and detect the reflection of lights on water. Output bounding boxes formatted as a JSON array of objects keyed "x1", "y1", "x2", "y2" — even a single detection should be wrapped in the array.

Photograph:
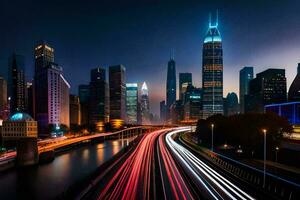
[
  {"x1": 97, "y1": 143, "x2": 105, "y2": 149},
  {"x1": 82, "y1": 149, "x2": 89, "y2": 160},
  {"x1": 112, "y1": 141, "x2": 120, "y2": 154}
]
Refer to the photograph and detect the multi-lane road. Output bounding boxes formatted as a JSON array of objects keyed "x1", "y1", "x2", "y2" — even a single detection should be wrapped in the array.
[{"x1": 86, "y1": 127, "x2": 257, "y2": 200}]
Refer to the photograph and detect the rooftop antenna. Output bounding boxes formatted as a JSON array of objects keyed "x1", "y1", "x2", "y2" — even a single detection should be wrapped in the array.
[
  {"x1": 170, "y1": 48, "x2": 175, "y2": 60},
  {"x1": 209, "y1": 12, "x2": 212, "y2": 27}
]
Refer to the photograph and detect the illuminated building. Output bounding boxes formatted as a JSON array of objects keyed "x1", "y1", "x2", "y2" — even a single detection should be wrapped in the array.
[
  {"x1": 245, "y1": 69, "x2": 287, "y2": 113},
  {"x1": 8, "y1": 53, "x2": 26, "y2": 113},
  {"x1": 239, "y1": 66, "x2": 253, "y2": 113},
  {"x1": 34, "y1": 42, "x2": 70, "y2": 137},
  {"x1": 265, "y1": 102, "x2": 300, "y2": 125},
  {"x1": 202, "y1": 13, "x2": 224, "y2": 119},
  {"x1": 69, "y1": 94, "x2": 81, "y2": 126},
  {"x1": 89, "y1": 68, "x2": 107, "y2": 126},
  {"x1": 141, "y1": 82, "x2": 150, "y2": 124},
  {"x1": 183, "y1": 85, "x2": 202, "y2": 121},
  {"x1": 126, "y1": 83, "x2": 138, "y2": 124},
  {"x1": 78, "y1": 84, "x2": 89, "y2": 125},
  {"x1": 166, "y1": 55, "x2": 176, "y2": 113},
  {"x1": 26, "y1": 82, "x2": 34, "y2": 118},
  {"x1": 1, "y1": 112, "x2": 37, "y2": 145},
  {"x1": 109, "y1": 65, "x2": 126, "y2": 121},
  {"x1": 179, "y1": 73, "x2": 192, "y2": 100},
  {"x1": 288, "y1": 63, "x2": 300, "y2": 101},
  {"x1": 224, "y1": 92, "x2": 239, "y2": 116}
]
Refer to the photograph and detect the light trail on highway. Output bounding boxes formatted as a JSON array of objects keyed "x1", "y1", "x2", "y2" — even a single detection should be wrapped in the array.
[{"x1": 166, "y1": 128, "x2": 256, "y2": 200}]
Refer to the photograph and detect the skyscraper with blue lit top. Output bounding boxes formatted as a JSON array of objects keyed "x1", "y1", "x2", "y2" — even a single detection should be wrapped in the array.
[{"x1": 202, "y1": 13, "x2": 223, "y2": 119}]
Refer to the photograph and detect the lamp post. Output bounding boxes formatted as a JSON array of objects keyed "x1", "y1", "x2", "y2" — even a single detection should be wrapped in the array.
[
  {"x1": 262, "y1": 129, "x2": 267, "y2": 188},
  {"x1": 211, "y1": 123, "x2": 214, "y2": 152}
]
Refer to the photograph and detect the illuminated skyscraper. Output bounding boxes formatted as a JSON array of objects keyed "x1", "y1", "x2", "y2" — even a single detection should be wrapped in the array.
[
  {"x1": 126, "y1": 83, "x2": 138, "y2": 124},
  {"x1": 141, "y1": 82, "x2": 150, "y2": 124},
  {"x1": 166, "y1": 54, "x2": 176, "y2": 116},
  {"x1": 109, "y1": 65, "x2": 126, "y2": 121},
  {"x1": 202, "y1": 13, "x2": 223, "y2": 119},
  {"x1": 8, "y1": 53, "x2": 26, "y2": 113},
  {"x1": 179, "y1": 73, "x2": 192, "y2": 100},
  {"x1": 34, "y1": 42, "x2": 70, "y2": 137}
]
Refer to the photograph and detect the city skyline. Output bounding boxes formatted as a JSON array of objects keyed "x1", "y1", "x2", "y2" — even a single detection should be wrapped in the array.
[{"x1": 1, "y1": 1, "x2": 300, "y2": 115}]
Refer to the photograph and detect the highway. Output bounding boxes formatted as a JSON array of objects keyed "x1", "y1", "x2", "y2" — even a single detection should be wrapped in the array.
[{"x1": 87, "y1": 127, "x2": 257, "y2": 200}]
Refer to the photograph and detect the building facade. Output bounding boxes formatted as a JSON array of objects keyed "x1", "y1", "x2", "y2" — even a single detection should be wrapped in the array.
[
  {"x1": 8, "y1": 53, "x2": 26, "y2": 113},
  {"x1": 245, "y1": 69, "x2": 287, "y2": 113},
  {"x1": 239, "y1": 66, "x2": 253, "y2": 113},
  {"x1": 0, "y1": 77, "x2": 8, "y2": 119},
  {"x1": 126, "y1": 83, "x2": 138, "y2": 124},
  {"x1": 183, "y1": 85, "x2": 202, "y2": 121},
  {"x1": 160, "y1": 100, "x2": 166, "y2": 123},
  {"x1": 202, "y1": 15, "x2": 224, "y2": 119},
  {"x1": 179, "y1": 73, "x2": 192, "y2": 101},
  {"x1": 34, "y1": 42, "x2": 70, "y2": 137},
  {"x1": 89, "y1": 68, "x2": 108, "y2": 125},
  {"x1": 224, "y1": 92, "x2": 239, "y2": 116},
  {"x1": 69, "y1": 94, "x2": 81, "y2": 126},
  {"x1": 78, "y1": 84, "x2": 89, "y2": 125},
  {"x1": 109, "y1": 65, "x2": 126, "y2": 121}
]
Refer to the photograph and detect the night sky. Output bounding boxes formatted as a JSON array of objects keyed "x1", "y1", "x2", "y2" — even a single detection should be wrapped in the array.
[{"x1": 1, "y1": 0, "x2": 300, "y2": 115}]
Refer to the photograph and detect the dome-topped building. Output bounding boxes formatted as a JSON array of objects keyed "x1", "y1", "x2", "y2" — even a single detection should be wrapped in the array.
[{"x1": 9, "y1": 112, "x2": 34, "y2": 122}]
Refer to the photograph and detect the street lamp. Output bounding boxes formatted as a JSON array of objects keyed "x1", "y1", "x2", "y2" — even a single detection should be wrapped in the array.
[
  {"x1": 262, "y1": 129, "x2": 267, "y2": 188},
  {"x1": 211, "y1": 123, "x2": 214, "y2": 152},
  {"x1": 275, "y1": 146, "x2": 279, "y2": 163}
]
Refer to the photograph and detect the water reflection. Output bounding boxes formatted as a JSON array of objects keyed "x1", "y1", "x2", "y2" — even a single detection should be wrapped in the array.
[{"x1": 0, "y1": 137, "x2": 135, "y2": 200}]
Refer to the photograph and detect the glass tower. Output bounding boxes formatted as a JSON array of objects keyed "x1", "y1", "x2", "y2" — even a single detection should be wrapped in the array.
[
  {"x1": 126, "y1": 83, "x2": 138, "y2": 124},
  {"x1": 239, "y1": 66, "x2": 253, "y2": 113},
  {"x1": 202, "y1": 13, "x2": 223, "y2": 119},
  {"x1": 166, "y1": 56, "x2": 176, "y2": 111}
]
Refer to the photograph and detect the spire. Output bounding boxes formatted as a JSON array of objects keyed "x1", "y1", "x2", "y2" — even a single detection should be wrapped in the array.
[
  {"x1": 216, "y1": 9, "x2": 219, "y2": 27},
  {"x1": 141, "y1": 82, "x2": 148, "y2": 96},
  {"x1": 170, "y1": 49, "x2": 175, "y2": 60},
  {"x1": 209, "y1": 12, "x2": 212, "y2": 27}
]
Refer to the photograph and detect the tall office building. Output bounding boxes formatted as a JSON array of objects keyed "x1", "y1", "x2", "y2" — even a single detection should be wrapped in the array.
[
  {"x1": 89, "y1": 68, "x2": 107, "y2": 125},
  {"x1": 179, "y1": 73, "x2": 192, "y2": 100},
  {"x1": 8, "y1": 53, "x2": 26, "y2": 113},
  {"x1": 160, "y1": 100, "x2": 166, "y2": 123},
  {"x1": 141, "y1": 82, "x2": 150, "y2": 124},
  {"x1": 202, "y1": 13, "x2": 224, "y2": 119},
  {"x1": 245, "y1": 69, "x2": 287, "y2": 113},
  {"x1": 0, "y1": 77, "x2": 8, "y2": 119},
  {"x1": 166, "y1": 55, "x2": 176, "y2": 120},
  {"x1": 109, "y1": 65, "x2": 126, "y2": 121},
  {"x1": 69, "y1": 94, "x2": 81, "y2": 126},
  {"x1": 288, "y1": 63, "x2": 300, "y2": 101},
  {"x1": 26, "y1": 81, "x2": 34, "y2": 118},
  {"x1": 183, "y1": 85, "x2": 202, "y2": 121},
  {"x1": 239, "y1": 66, "x2": 253, "y2": 113},
  {"x1": 78, "y1": 84, "x2": 90, "y2": 125},
  {"x1": 126, "y1": 83, "x2": 138, "y2": 124},
  {"x1": 34, "y1": 42, "x2": 70, "y2": 137}
]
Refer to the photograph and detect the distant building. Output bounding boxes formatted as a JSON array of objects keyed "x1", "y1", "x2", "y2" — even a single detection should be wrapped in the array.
[
  {"x1": 179, "y1": 73, "x2": 192, "y2": 100},
  {"x1": 34, "y1": 42, "x2": 70, "y2": 137},
  {"x1": 265, "y1": 102, "x2": 300, "y2": 125},
  {"x1": 170, "y1": 100, "x2": 183, "y2": 124},
  {"x1": 160, "y1": 100, "x2": 167, "y2": 123},
  {"x1": 183, "y1": 85, "x2": 202, "y2": 121},
  {"x1": 69, "y1": 94, "x2": 81, "y2": 126},
  {"x1": 245, "y1": 69, "x2": 287, "y2": 113},
  {"x1": 202, "y1": 13, "x2": 224, "y2": 119},
  {"x1": 89, "y1": 68, "x2": 107, "y2": 126},
  {"x1": 26, "y1": 82, "x2": 34, "y2": 118},
  {"x1": 0, "y1": 77, "x2": 8, "y2": 119},
  {"x1": 239, "y1": 66, "x2": 253, "y2": 113},
  {"x1": 224, "y1": 92, "x2": 239, "y2": 116},
  {"x1": 109, "y1": 65, "x2": 126, "y2": 121},
  {"x1": 8, "y1": 53, "x2": 26, "y2": 113},
  {"x1": 166, "y1": 56, "x2": 176, "y2": 114},
  {"x1": 78, "y1": 84, "x2": 89, "y2": 125},
  {"x1": 126, "y1": 83, "x2": 138, "y2": 124},
  {"x1": 288, "y1": 63, "x2": 300, "y2": 102},
  {"x1": 1, "y1": 112, "x2": 37, "y2": 146},
  {"x1": 141, "y1": 82, "x2": 150, "y2": 124}
]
